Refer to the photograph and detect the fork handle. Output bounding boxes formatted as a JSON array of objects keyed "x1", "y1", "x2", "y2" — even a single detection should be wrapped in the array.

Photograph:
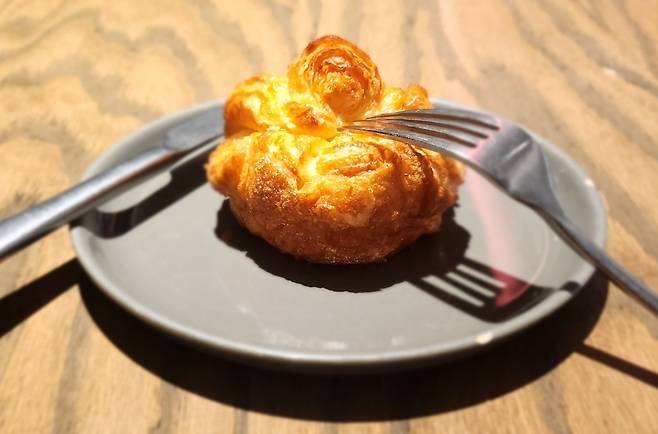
[
  {"x1": 0, "y1": 146, "x2": 177, "y2": 260},
  {"x1": 543, "y1": 211, "x2": 658, "y2": 315}
]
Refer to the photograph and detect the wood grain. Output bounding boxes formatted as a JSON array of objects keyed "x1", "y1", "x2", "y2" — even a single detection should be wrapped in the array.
[{"x1": 1, "y1": 0, "x2": 658, "y2": 433}]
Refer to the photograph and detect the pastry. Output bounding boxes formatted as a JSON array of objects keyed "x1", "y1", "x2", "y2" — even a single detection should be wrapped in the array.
[{"x1": 206, "y1": 35, "x2": 463, "y2": 264}]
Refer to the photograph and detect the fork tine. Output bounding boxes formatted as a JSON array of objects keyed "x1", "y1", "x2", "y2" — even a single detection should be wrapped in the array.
[
  {"x1": 453, "y1": 267, "x2": 504, "y2": 292},
  {"x1": 355, "y1": 119, "x2": 481, "y2": 147},
  {"x1": 440, "y1": 273, "x2": 496, "y2": 299},
  {"x1": 340, "y1": 124, "x2": 472, "y2": 161},
  {"x1": 367, "y1": 108, "x2": 500, "y2": 130},
  {"x1": 363, "y1": 116, "x2": 490, "y2": 139}
]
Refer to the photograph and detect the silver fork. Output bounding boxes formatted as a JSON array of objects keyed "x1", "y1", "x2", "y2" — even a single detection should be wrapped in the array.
[{"x1": 342, "y1": 106, "x2": 658, "y2": 316}]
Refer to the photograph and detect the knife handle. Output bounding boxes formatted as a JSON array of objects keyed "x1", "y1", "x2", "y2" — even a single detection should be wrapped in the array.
[{"x1": 0, "y1": 146, "x2": 177, "y2": 260}]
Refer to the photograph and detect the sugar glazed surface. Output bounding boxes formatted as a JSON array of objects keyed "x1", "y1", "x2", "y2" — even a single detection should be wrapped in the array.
[{"x1": 206, "y1": 36, "x2": 464, "y2": 263}]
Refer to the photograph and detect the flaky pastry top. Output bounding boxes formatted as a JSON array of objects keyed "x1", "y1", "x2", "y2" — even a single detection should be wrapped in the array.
[{"x1": 223, "y1": 35, "x2": 432, "y2": 137}]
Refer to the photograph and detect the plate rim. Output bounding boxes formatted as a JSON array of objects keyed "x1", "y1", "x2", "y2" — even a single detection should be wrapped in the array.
[{"x1": 70, "y1": 98, "x2": 608, "y2": 371}]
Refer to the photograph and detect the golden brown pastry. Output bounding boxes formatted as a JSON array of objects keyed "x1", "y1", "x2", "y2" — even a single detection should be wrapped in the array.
[{"x1": 206, "y1": 35, "x2": 464, "y2": 264}]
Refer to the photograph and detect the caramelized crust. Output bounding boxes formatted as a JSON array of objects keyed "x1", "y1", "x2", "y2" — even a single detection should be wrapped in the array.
[{"x1": 207, "y1": 35, "x2": 464, "y2": 263}]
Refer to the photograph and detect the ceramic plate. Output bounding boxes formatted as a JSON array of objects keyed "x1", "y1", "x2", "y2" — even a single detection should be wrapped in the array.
[{"x1": 70, "y1": 99, "x2": 607, "y2": 373}]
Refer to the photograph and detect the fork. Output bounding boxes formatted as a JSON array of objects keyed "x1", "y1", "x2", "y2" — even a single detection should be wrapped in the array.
[{"x1": 342, "y1": 106, "x2": 658, "y2": 316}]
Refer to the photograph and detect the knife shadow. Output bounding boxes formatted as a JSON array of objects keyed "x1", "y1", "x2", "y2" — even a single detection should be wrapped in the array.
[{"x1": 77, "y1": 147, "x2": 212, "y2": 238}]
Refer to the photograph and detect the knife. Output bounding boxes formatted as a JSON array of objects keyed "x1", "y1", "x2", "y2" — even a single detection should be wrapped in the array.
[{"x1": 0, "y1": 106, "x2": 223, "y2": 259}]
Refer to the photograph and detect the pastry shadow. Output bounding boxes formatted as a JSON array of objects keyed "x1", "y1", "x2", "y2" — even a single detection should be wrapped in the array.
[{"x1": 215, "y1": 200, "x2": 558, "y2": 323}]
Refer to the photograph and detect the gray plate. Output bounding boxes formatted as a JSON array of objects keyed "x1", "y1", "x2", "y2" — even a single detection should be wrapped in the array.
[{"x1": 70, "y1": 99, "x2": 607, "y2": 373}]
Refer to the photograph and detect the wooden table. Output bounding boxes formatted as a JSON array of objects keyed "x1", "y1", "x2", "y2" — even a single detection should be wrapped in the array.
[{"x1": 2, "y1": 1, "x2": 658, "y2": 432}]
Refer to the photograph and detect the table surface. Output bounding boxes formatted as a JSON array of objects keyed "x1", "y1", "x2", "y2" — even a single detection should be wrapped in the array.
[{"x1": 1, "y1": 1, "x2": 658, "y2": 433}]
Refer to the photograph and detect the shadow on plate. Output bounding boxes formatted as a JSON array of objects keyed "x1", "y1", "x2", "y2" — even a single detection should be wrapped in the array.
[
  {"x1": 76, "y1": 268, "x2": 613, "y2": 421},
  {"x1": 78, "y1": 147, "x2": 212, "y2": 238},
  {"x1": 75, "y1": 142, "x2": 556, "y2": 323},
  {"x1": 215, "y1": 200, "x2": 558, "y2": 323}
]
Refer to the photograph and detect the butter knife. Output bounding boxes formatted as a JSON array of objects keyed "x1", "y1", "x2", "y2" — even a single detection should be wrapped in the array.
[{"x1": 0, "y1": 107, "x2": 223, "y2": 259}]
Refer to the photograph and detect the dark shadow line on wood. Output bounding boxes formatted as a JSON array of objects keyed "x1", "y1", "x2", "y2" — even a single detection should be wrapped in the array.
[
  {"x1": 0, "y1": 259, "x2": 81, "y2": 336},
  {"x1": 577, "y1": 344, "x2": 658, "y2": 389}
]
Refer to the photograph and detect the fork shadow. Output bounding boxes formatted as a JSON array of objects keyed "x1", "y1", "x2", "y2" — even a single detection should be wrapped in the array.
[{"x1": 214, "y1": 201, "x2": 556, "y2": 322}]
